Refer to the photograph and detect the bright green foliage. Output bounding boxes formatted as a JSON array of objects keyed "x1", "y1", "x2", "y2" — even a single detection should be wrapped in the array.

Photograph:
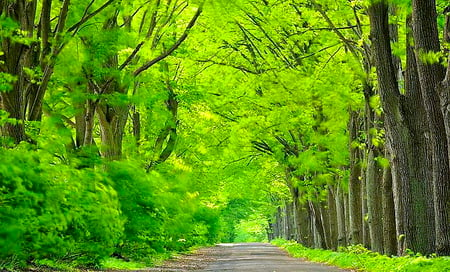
[
  {"x1": 234, "y1": 214, "x2": 270, "y2": 242},
  {"x1": 0, "y1": 146, "x2": 123, "y2": 268},
  {"x1": 0, "y1": 145, "x2": 224, "y2": 269},
  {"x1": 3, "y1": 0, "x2": 446, "y2": 269},
  {"x1": 273, "y1": 239, "x2": 450, "y2": 272},
  {"x1": 108, "y1": 161, "x2": 221, "y2": 261}
]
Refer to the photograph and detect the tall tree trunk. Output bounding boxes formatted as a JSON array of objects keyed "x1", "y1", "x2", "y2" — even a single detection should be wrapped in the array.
[
  {"x1": 411, "y1": 0, "x2": 450, "y2": 255},
  {"x1": 327, "y1": 185, "x2": 338, "y2": 250},
  {"x1": 286, "y1": 201, "x2": 296, "y2": 240},
  {"x1": 336, "y1": 182, "x2": 347, "y2": 247},
  {"x1": 290, "y1": 187, "x2": 300, "y2": 242},
  {"x1": 368, "y1": 2, "x2": 427, "y2": 255},
  {"x1": 443, "y1": 13, "x2": 450, "y2": 161},
  {"x1": 360, "y1": 169, "x2": 370, "y2": 249},
  {"x1": 402, "y1": 16, "x2": 436, "y2": 254},
  {"x1": 348, "y1": 111, "x2": 363, "y2": 245},
  {"x1": 292, "y1": 187, "x2": 309, "y2": 245},
  {"x1": 366, "y1": 145, "x2": 384, "y2": 253},
  {"x1": 381, "y1": 162, "x2": 397, "y2": 256},
  {"x1": 320, "y1": 199, "x2": 332, "y2": 249},
  {"x1": 0, "y1": 0, "x2": 37, "y2": 143}
]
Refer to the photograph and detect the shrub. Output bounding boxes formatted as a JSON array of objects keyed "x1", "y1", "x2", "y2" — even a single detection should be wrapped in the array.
[{"x1": 0, "y1": 147, "x2": 124, "y2": 269}]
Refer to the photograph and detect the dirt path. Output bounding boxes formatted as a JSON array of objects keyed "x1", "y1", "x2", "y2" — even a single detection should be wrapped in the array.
[{"x1": 148, "y1": 243, "x2": 347, "y2": 272}]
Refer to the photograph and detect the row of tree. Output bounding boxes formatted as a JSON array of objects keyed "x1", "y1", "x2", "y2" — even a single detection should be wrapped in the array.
[{"x1": 259, "y1": 0, "x2": 449, "y2": 256}]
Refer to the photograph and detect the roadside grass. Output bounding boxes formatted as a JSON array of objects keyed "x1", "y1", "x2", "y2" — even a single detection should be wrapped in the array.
[
  {"x1": 29, "y1": 250, "x2": 181, "y2": 271},
  {"x1": 272, "y1": 239, "x2": 450, "y2": 272},
  {"x1": 100, "y1": 257, "x2": 149, "y2": 270},
  {"x1": 32, "y1": 245, "x2": 210, "y2": 271}
]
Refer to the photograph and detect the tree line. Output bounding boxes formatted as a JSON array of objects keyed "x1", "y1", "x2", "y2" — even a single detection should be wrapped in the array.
[{"x1": 263, "y1": 0, "x2": 450, "y2": 257}]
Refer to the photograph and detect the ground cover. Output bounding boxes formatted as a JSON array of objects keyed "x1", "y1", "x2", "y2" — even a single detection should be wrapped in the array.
[{"x1": 272, "y1": 239, "x2": 450, "y2": 272}]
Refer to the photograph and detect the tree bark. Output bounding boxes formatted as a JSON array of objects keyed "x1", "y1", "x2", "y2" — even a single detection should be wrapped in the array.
[
  {"x1": 365, "y1": 145, "x2": 384, "y2": 253},
  {"x1": 0, "y1": 0, "x2": 36, "y2": 143},
  {"x1": 368, "y1": 2, "x2": 416, "y2": 255},
  {"x1": 411, "y1": 0, "x2": 450, "y2": 255},
  {"x1": 336, "y1": 182, "x2": 347, "y2": 247},
  {"x1": 360, "y1": 168, "x2": 370, "y2": 249},
  {"x1": 402, "y1": 16, "x2": 436, "y2": 254},
  {"x1": 381, "y1": 162, "x2": 397, "y2": 256},
  {"x1": 348, "y1": 111, "x2": 362, "y2": 245},
  {"x1": 327, "y1": 185, "x2": 338, "y2": 250}
]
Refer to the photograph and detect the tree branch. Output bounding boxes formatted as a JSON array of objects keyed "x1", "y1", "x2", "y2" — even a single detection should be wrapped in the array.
[
  {"x1": 133, "y1": 4, "x2": 203, "y2": 76},
  {"x1": 119, "y1": 41, "x2": 145, "y2": 70},
  {"x1": 309, "y1": 0, "x2": 362, "y2": 60},
  {"x1": 196, "y1": 59, "x2": 268, "y2": 74},
  {"x1": 67, "y1": 0, "x2": 117, "y2": 33}
]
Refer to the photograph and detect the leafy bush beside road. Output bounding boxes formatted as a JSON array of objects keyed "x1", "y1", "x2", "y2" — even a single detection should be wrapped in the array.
[{"x1": 272, "y1": 239, "x2": 450, "y2": 272}]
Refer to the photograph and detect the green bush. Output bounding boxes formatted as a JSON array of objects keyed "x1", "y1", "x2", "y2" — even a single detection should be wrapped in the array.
[
  {"x1": 0, "y1": 147, "x2": 124, "y2": 269},
  {"x1": 0, "y1": 148, "x2": 222, "y2": 270},
  {"x1": 107, "y1": 161, "x2": 220, "y2": 262}
]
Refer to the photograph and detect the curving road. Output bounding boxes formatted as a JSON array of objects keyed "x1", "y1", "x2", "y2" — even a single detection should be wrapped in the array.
[{"x1": 149, "y1": 243, "x2": 347, "y2": 272}]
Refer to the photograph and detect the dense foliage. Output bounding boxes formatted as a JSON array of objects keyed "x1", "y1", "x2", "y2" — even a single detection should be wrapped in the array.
[{"x1": 1, "y1": 0, "x2": 450, "y2": 270}]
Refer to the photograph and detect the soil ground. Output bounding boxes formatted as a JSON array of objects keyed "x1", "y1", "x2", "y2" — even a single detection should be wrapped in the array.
[{"x1": 147, "y1": 243, "x2": 348, "y2": 272}]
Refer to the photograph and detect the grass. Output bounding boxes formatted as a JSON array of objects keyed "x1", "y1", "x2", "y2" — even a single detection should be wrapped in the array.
[
  {"x1": 272, "y1": 239, "x2": 450, "y2": 272},
  {"x1": 100, "y1": 257, "x2": 149, "y2": 270}
]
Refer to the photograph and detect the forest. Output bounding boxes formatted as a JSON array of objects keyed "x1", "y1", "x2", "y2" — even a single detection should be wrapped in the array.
[{"x1": 0, "y1": 0, "x2": 449, "y2": 270}]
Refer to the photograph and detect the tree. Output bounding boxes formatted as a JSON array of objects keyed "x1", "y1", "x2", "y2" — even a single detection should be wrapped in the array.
[
  {"x1": 411, "y1": 0, "x2": 450, "y2": 255},
  {"x1": 368, "y1": 0, "x2": 449, "y2": 255},
  {"x1": 0, "y1": 0, "x2": 117, "y2": 143}
]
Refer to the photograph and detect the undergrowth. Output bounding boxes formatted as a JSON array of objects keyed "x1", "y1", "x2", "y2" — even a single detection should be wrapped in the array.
[{"x1": 272, "y1": 239, "x2": 450, "y2": 272}]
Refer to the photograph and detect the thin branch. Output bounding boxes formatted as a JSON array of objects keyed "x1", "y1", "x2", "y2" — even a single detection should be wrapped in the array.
[
  {"x1": 120, "y1": 1, "x2": 151, "y2": 28},
  {"x1": 67, "y1": 0, "x2": 117, "y2": 33},
  {"x1": 288, "y1": 25, "x2": 365, "y2": 37},
  {"x1": 146, "y1": 0, "x2": 161, "y2": 38},
  {"x1": 309, "y1": 0, "x2": 361, "y2": 60},
  {"x1": 252, "y1": 140, "x2": 273, "y2": 155},
  {"x1": 71, "y1": 0, "x2": 95, "y2": 35},
  {"x1": 196, "y1": 59, "x2": 268, "y2": 74},
  {"x1": 119, "y1": 41, "x2": 145, "y2": 70},
  {"x1": 134, "y1": 4, "x2": 203, "y2": 76},
  {"x1": 54, "y1": 0, "x2": 70, "y2": 37},
  {"x1": 42, "y1": 101, "x2": 76, "y2": 128},
  {"x1": 212, "y1": 110, "x2": 238, "y2": 122},
  {"x1": 292, "y1": 43, "x2": 340, "y2": 63},
  {"x1": 223, "y1": 154, "x2": 262, "y2": 169}
]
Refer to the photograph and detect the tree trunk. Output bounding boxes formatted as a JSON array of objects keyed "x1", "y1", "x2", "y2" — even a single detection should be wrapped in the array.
[
  {"x1": 348, "y1": 111, "x2": 362, "y2": 245},
  {"x1": 327, "y1": 185, "x2": 338, "y2": 250},
  {"x1": 403, "y1": 16, "x2": 436, "y2": 254},
  {"x1": 368, "y1": 2, "x2": 423, "y2": 255},
  {"x1": 361, "y1": 169, "x2": 370, "y2": 249},
  {"x1": 292, "y1": 187, "x2": 309, "y2": 245},
  {"x1": 381, "y1": 163, "x2": 397, "y2": 256},
  {"x1": 0, "y1": 0, "x2": 36, "y2": 143},
  {"x1": 411, "y1": 0, "x2": 450, "y2": 255},
  {"x1": 96, "y1": 102, "x2": 129, "y2": 160},
  {"x1": 336, "y1": 183, "x2": 347, "y2": 247},
  {"x1": 366, "y1": 146, "x2": 384, "y2": 253},
  {"x1": 320, "y1": 199, "x2": 332, "y2": 249},
  {"x1": 286, "y1": 201, "x2": 297, "y2": 240},
  {"x1": 443, "y1": 13, "x2": 450, "y2": 163}
]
